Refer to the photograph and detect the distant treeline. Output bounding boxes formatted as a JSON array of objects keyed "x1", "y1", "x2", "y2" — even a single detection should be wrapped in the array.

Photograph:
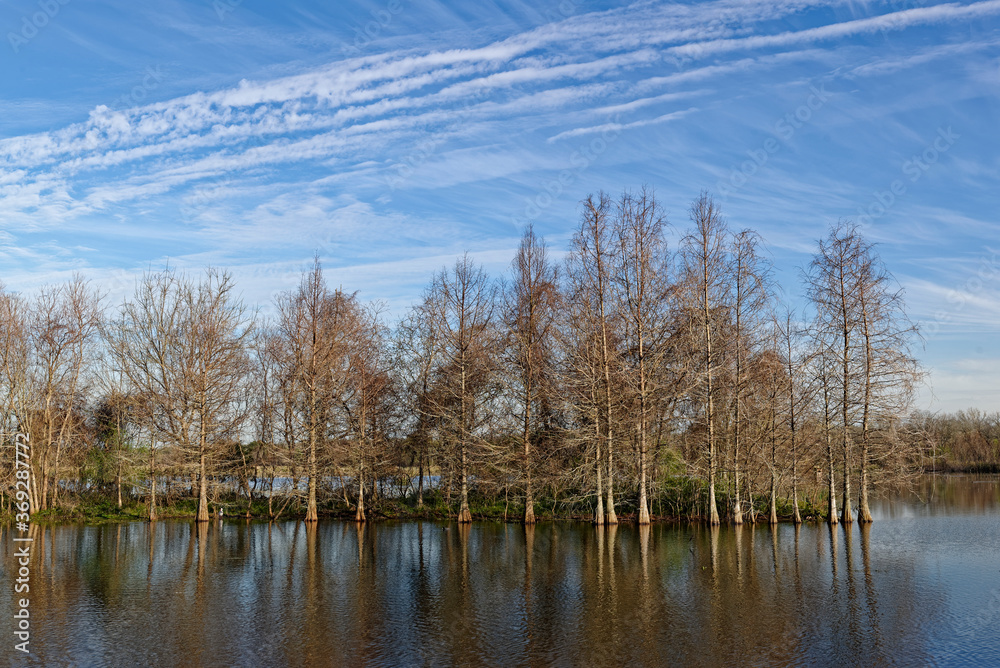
[
  {"x1": 0, "y1": 189, "x2": 957, "y2": 526},
  {"x1": 909, "y1": 409, "x2": 1000, "y2": 472}
]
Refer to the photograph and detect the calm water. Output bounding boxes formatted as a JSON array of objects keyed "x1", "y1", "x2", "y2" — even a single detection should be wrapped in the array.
[{"x1": 3, "y1": 475, "x2": 999, "y2": 667}]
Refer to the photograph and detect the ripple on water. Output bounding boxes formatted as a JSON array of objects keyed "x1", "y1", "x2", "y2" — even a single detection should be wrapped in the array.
[{"x1": 3, "y1": 477, "x2": 999, "y2": 666}]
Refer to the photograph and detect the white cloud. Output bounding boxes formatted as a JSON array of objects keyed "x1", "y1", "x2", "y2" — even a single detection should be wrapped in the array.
[{"x1": 3, "y1": 0, "x2": 999, "y2": 412}]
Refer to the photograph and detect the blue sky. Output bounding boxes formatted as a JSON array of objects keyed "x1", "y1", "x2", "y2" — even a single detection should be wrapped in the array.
[{"x1": 1, "y1": 0, "x2": 998, "y2": 412}]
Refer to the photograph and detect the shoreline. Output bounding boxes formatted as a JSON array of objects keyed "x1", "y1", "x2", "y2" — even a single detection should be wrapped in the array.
[{"x1": 7, "y1": 470, "x2": 994, "y2": 527}]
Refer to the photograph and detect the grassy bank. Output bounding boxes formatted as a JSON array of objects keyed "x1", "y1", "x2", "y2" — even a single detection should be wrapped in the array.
[{"x1": 7, "y1": 477, "x2": 830, "y2": 526}]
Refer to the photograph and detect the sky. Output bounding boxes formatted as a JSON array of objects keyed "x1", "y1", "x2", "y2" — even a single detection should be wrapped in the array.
[{"x1": 0, "y1": 0, "x2": 998, "y2": 413}]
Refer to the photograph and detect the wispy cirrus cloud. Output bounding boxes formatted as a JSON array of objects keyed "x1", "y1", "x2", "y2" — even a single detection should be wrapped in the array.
[{"x1": 2, "y1": 0, "x2": 999, "y2": 411}]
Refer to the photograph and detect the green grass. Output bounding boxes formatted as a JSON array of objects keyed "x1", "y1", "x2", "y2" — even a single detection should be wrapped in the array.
[{"x1": 2, "y1": 482, "x2": 832, "y2": 525}]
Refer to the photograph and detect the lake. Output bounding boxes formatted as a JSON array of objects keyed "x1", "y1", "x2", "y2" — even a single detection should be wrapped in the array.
[{"x1": 3, "y1": 475, "x2": 999, "y2": 667}]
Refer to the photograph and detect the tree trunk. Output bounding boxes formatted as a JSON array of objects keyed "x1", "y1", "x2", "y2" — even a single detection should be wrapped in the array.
[
  {"x1": 458, "y1": 442, "x2": 471, "y2": 523},
  {"x1": 840, "y1": 279, "x2": 854, "y2": 525},
  {"x1": 733, "y1": 297, "x2": 743, "y2": 526},
  {"x1": 355, "y1": 470, "x2": 366, "y2": 522},
  {"x1": 841, "y1": 443, "x2": 853, "y2": 525},
  {"x1": 197, "y1": 451, "x2": 209, "y2": 522},
  {"x1": 826, "y1": 413, "x2": 838, "y2": 525},
  {"x1": 595, "y1": 218, "x2": 617, "y2": 527},
  {"x1": 458, "y1": 363, "x2": 472, "y2": 524},
  {"x1": 769, "y1": 411, "x2": 778, "y2": 525},
  {"x1": 637, "y1": 420, "x2": 650, "y2": 525},
  {"x1": 637, "y1": 338, "x2": 650, "y2": 525},
  {"x1": 605, "y1": 442, "x2": 617, "y2": 525},
  {"x1": 445, "y1": 464, "x2": 452, "y2": 507},
  {"x1": 306, "y1": 403, "x2": 318, "y2": 522},
  {"x1": 858, "y1": 309, "x2": 874, "y2": 523},
  {"x1": 602, "y1": 381, "x2": 616, "y2": 526},
  {"x1": 707, "y1": 395, "x2": 719, "y2": 526},
  {"x1": 792, "y1": 484, "x2": 801, "y2": 524},
  {"x1": 267, "y1": 472, "x2": 274, "y2": 520},
  {"x1": 769, "y1": 470, "x2": 778, "y2": 525},
  {"x1": 524, "y1": 475, "x2": 534, "y2": 524},
  {"x1": 416, "y1": 446, "x2": 424, "y2": 508},
  {"x1": 733, "y1": 434, "x2": 743, "y2": 525},
  {"x1": 791, "y1": 445, "x2": 802, "y2": 525},
  {"x1": 117, "y1": 466, "x2": 123, "y2": 509},
  {"x1": 858, "y1": 462, "x2": 872, "y2": 523},
  {"x1": 39, "y1": 447, "x2": 50, "y2": 511},
  {"x1": 705, "y1": 257, "x2": 720, "y2": 526},
  {"x1": 52, "y1": 442, "x2": 63, "y2": 507},
  {"x1": 148, "y1": 444, "x2": 158, "y2": 522},
  {"x1": 858, "y1": 424, "x2": 873, "y2": 522},
  {"x1": 593, "y1": 392, "x2": 604, "y2": 525},
  {"x1": 785, "y1": 317, "x2": 803, "y2": 525},
  {"x1": 523, "y1": 372, "x2": 535, "y2": 525}
]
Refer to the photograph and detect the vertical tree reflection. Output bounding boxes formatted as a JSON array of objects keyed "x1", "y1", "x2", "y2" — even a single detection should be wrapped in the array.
[
  {"x1": 9, "y1": 507, "x2": 964, "y2": 667},
  {"x1": 860, "y1": 522, "x2": 883, "y2": 661}
]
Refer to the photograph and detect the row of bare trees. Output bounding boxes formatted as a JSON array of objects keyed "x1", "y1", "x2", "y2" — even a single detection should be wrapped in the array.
[{"x1": 0, "y1": 190, "x2": 927, "y2": 525}]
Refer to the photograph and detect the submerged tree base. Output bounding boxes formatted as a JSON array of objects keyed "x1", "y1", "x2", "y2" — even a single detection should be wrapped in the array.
[{"x1": 9, "y1": 482, "x2": 836, "y2": 526}]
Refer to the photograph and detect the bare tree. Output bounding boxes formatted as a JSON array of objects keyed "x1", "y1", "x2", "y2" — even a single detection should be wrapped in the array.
[
  {"x1": 757, "y1": 333, "x2": 785, "y2": 525},
  {"x1": 566, "y1": 193, "x2": 621, "y2": 525},
  {"x1": 0, "y1": 191, "x2": 929, "y2": 527},
  {"x1": 809, "y1": 223, "x2": 865, "y2": 524},
  {"x1": 274, "y1": 259, "x2": 361, "y2": 522},
  {"x1": 502, "y1": 226, "x2": 559, "y2": 524},
  {"x1": 853, "y1": 237, "x2": 921, "y2": 522},
  {"x1": 560, "y1": 274, "x2": 608, "y2": 524},
  {"x1": 728, "y1": 229, "x2": 772, "y2": 524},
  {"x1": 90, "y1": 361, "x2": 142, "y2": 509},
  {"x1": 392, "y1": 305, "x2": 444, "y2": 509},
  {"x1": 680, "y1": 193, "x2": 729, "y2": 526},
  {"x1": 813, "y1": 346, "x2": 840, "y2": 525},
  {"x1": 424, "y1": 254, "x2": 497, "y2": 523},
  {"x1": 248, "y1": 323, "x2": 290, "y2": 519},
  {"x1": 611, "y1": 188, "x2": 670, "y2": 525},
  {"x1": 28, "y1": 277, "x2": 103, "y2": 510},
  {"x1": 777, "y1": 308, "x2": 809, "y2": 525},
  {"x1": 106, "y1": 269, "x2": 252, "y2": 522},
  {"x1": 806, "y1": 223, "x2": 920, "y2": 524},
  {"x1": 0, "y1": 286, "x2": 32, "y2": 510},
  {"x1": 344, "y1": 304, "x2": 393, "y2": 522}
]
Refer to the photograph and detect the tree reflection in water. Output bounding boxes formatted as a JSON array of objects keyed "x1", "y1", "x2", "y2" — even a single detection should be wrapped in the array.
[{"x1": 3, "y1": 475, "x2": 999, "y2": 667}]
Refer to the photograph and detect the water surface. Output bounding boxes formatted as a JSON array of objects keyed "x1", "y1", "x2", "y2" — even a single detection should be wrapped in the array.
[{"x1": 3, "y1": 475, "x2": 998, "y2": 667}]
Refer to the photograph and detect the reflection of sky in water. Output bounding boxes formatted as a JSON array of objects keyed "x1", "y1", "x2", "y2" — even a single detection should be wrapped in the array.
[{"x1": 2, "y1": 474, "x2": 998, "y2": 667}]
